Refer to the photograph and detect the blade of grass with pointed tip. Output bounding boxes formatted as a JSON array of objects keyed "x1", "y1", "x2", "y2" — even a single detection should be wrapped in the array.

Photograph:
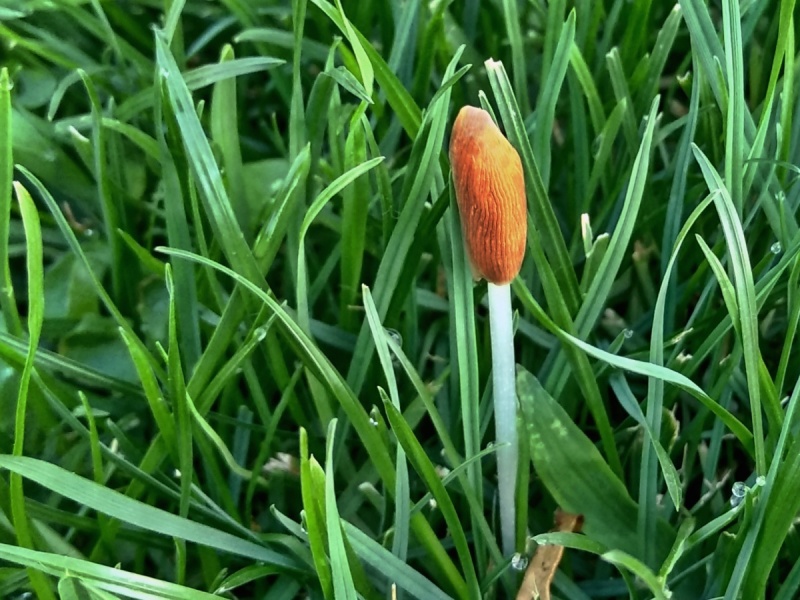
[
  {"x1": 324, "y1": 420, "x2": 359, "y2": 600},
  {"x1": 333, "y1": 0, "x2": 373, "y2": 98},
  {"x1": 383, "y1": 400, "x2": 478, "y2": 600},
  {"x1": 692, "y1": 145, "x2": 770, "y2": 474},
  {"x1": 362, "y1": 286, "x2": 409, "y2": 562},
  {"x1": 165, "y1": 267, "x2": 193, "y2": 524},
  {"x1": 154, "y1": 31, "x2": 263, "y2": 287},
  {"x1": 300, "y1": 427, "x2": 333, "y2": 600},
  {"x1": 77, "y1": 70, "x2": 133, "y2": 314},
  {"x1": 156, "y1": 70, "x2": 202, "y2": 375},
  {"x1": 533, "y1": 10, "x2": 575, "y2": 187},
  {"x1": 640, "y1": 192, "x2": 714, "y2": 568},
  {"x1": 117, "y1": 56, "x2": 284, "y2": 121},
  {"x1": 10, "y1": 181, "x2": 54, "y2": 600},
  {"x1": 346, "y1": 47, "x2": 463, "y2": 396},
  {"x1": 211, "y1": 44, "x2": 247, "y2": 229},
  {"x1": 635, "y1": 5, "x2": 683, "y2": 114},
  {"x1": 16, "y1": 166, "x2": 165, "y2": 378},
  {"x1": 605, "y1": 49, "x2": 639, "y2": 155}
]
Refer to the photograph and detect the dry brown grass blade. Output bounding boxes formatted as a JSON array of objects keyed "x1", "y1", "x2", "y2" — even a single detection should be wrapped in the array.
[{"x1": 516, "y1": 509, "x2": 584, "y2": 600}]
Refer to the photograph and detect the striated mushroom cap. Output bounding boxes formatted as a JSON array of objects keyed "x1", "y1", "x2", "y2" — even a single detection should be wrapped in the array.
[{"x1": 449, "y1": 106, "x2": 527, "y2": 285}]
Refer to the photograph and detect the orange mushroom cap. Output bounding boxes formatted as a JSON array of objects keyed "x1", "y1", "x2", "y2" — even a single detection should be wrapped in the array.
[{"x1": 449, "y1": 106, "x2": 527, "y2": 285}]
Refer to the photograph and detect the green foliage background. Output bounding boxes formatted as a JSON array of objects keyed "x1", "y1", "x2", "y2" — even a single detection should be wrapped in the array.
[{"x1": 1, "y1": 0, "x2": 800, "y2": 598}]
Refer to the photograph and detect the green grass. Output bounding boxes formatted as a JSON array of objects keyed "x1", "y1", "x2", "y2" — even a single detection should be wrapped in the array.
[{"x1": 1, "y1": 0, "x2": 800, "y2": 598}]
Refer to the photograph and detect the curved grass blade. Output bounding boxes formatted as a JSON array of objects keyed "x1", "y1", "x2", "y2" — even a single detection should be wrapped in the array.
[
  {"x1": 10, "y1": 181, "x2": 54, "y2": 600},
  {"x1": 692, "y1": 144, "x2": 770, "y2": 474},
  {"x1": 0, "y1": 543, "x2": 222, "y2": 599},
  {"x1": 0, "y1": 456, "x2": 301, "y2": 570},
  {"x1": 156, "y1": 246, "x2": 465, "y2": 594}
]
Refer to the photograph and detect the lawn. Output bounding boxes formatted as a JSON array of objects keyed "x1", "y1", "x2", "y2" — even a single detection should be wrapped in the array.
[{"x1": 1, "y1": 0, "x2": 800, "y2": 598}]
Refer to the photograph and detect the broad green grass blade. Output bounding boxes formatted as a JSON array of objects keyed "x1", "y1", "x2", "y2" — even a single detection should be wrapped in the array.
[
  {"x1": 339, "y1": 111, "x2": 371, "y2": 331},
  {"x1": 156, "y1": 70, "x2": 202, "y2": 374},
  {"x1": 210, "y1": 44, "x2": 247, "y2": 229},
  {"x1": 441, "y1": 190, "x2": 484, "y2": 564},
  {"x1": 518, "y1": 366, "x2": 673, "y2": 561}
]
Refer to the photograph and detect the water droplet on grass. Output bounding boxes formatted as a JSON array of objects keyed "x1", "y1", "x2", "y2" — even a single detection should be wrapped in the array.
[
  {"x1": 731, "y1": 481, "x2": 747, "y2": 507},
  {"x1": 511, "y1": 553, "x2": 528, "y2": 571}
]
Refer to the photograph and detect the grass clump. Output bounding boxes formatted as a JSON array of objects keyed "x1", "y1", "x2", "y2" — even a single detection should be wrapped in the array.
[{"x1": 1, "y1": 1, "x2": 800, "y2": 599}]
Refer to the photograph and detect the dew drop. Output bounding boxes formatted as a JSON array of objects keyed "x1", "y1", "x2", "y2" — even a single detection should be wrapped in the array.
[
  {"x1": 623, "y1": 329, "x2": 634, "y2": 339},
  {"x1": 771, "y1": 242, "x2": 782, "y2": 255},
  {"x1": 511, "y1": 553, "x2": 528, "y2": 571},
  {"x1": 369, "y1": 418, "x2": 378, "y2": 427},
  {"x1": 384, "y1": 327, "x2": 402, "y2": 346},
  {"x1": 730, "y1": 481, "x2": 747, "y2": 507}
]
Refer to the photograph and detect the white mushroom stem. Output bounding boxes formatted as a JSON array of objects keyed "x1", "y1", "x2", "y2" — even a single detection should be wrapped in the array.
[{"x1": 488, "y1": 281, "x2": 517, "y2": 557}]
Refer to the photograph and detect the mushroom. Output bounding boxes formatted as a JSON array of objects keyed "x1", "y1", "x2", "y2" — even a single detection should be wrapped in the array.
[{"x1": 449, "y1": 105, "x2": 527, "y2": 556}]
